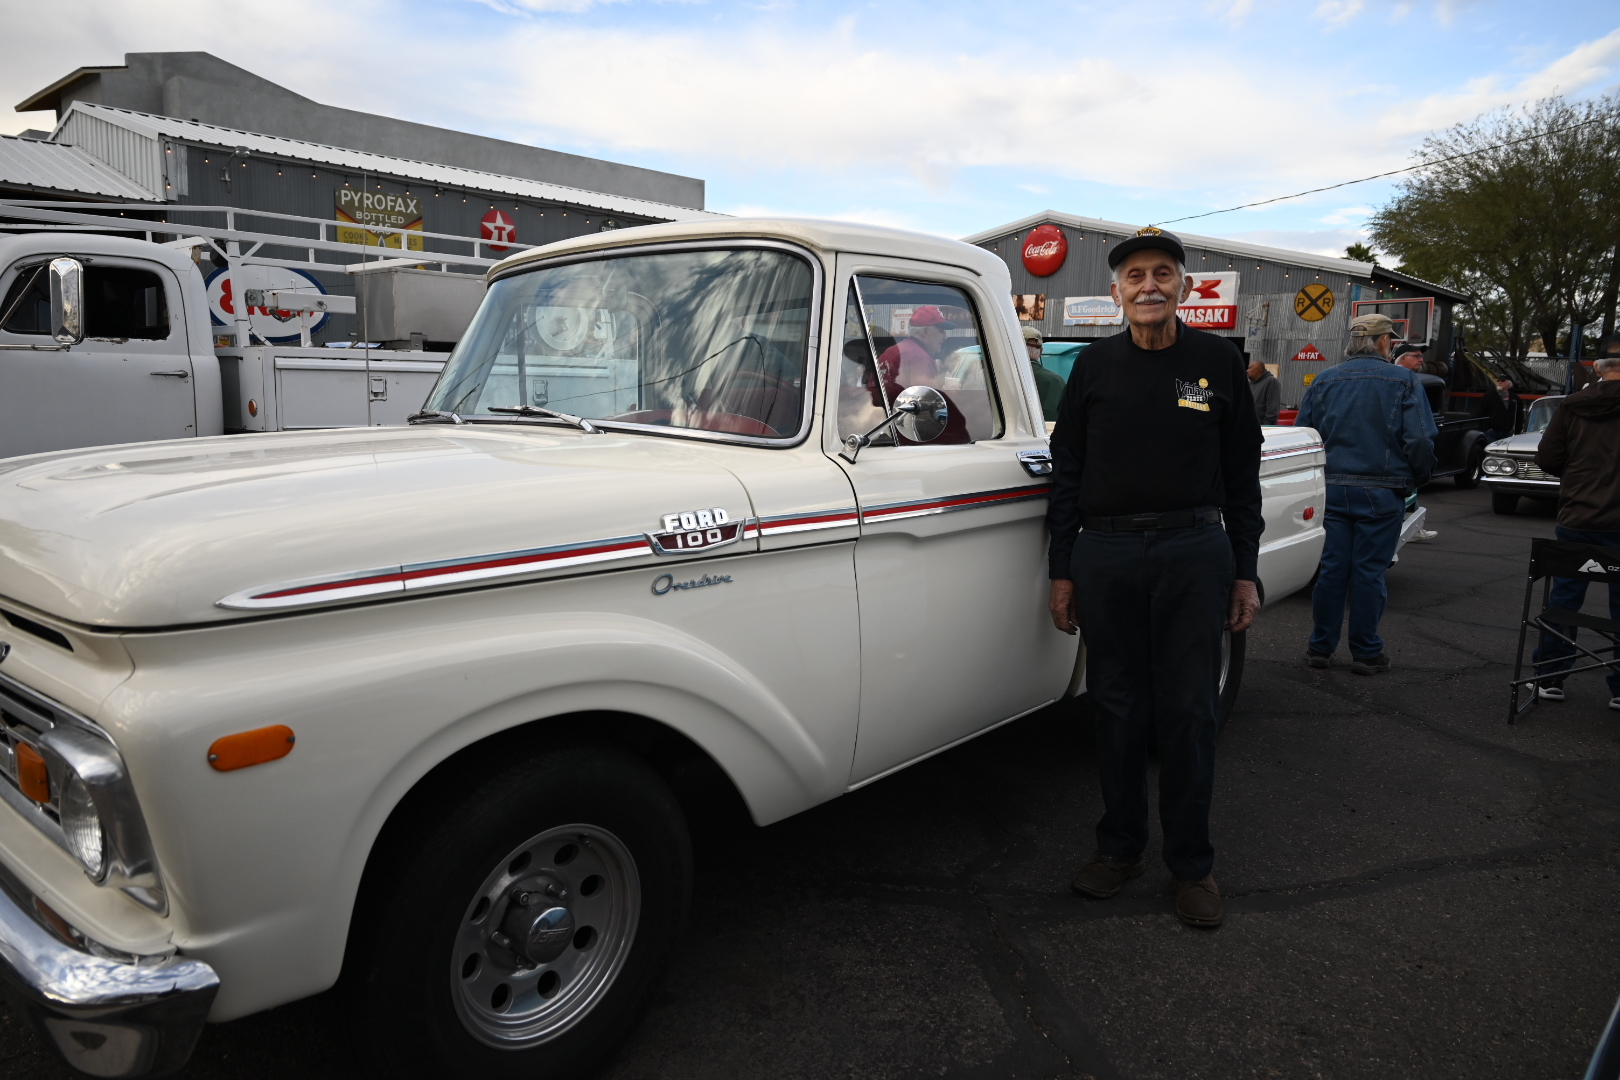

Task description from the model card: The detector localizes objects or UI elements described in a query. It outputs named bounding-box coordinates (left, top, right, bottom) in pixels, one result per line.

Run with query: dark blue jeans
left=1309, top=484, right=1405, bottom=660
left=1533, top=526, right=1620, bottom=697
left=1072, top=518, right=1233, bottom=881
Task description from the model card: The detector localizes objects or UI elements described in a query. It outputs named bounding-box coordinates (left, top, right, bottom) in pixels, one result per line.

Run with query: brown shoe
left=1174, top=876, right=1223, bottom=926
left=1071, top=851, right=1146, bottom=898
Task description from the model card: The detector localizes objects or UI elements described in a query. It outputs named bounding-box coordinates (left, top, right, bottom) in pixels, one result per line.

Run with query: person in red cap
left=878, top=305, right=953, bottom=389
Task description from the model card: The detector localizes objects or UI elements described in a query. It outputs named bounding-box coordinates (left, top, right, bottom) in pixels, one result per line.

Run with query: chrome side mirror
left=891, top=385, right=949, bottom=444
left=49, top=257, right=83, bottom=345
left=840, top=384, right=951, bottom=463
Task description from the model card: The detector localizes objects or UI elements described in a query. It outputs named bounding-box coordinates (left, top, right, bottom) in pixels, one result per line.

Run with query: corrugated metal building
left=965, top=211, right=1467, bottom=410
left=0, top=132, right=158, bottom=201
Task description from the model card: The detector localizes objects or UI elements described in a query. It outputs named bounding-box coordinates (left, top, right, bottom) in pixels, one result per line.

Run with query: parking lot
left=5, top=483, right=1618, bottom=1080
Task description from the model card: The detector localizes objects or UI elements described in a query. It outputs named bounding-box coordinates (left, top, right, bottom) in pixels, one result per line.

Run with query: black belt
left=1082, top=508, right=1221, bottom=532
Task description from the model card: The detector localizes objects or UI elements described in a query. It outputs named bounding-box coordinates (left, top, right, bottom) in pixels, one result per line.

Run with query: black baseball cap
left=1390, top=342, right=1425, bottom=359
left=1107, top=226, right=1188, bottom=270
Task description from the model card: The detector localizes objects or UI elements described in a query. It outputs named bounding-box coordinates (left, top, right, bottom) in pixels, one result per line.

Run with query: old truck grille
left=0, top=680, right=63, bottom=823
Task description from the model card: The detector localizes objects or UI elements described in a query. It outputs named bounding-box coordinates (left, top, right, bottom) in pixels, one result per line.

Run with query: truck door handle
left=1017, top=450, right=1054, bottom=477
left=150, top=370, right=190, bottom=379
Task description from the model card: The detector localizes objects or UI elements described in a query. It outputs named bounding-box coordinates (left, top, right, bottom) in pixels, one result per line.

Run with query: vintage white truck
left=0, top=218, right=1324, bottom=1078
left=0, top=202, right=500, bottom=459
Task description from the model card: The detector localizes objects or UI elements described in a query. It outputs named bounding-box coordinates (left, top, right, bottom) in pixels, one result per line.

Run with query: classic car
left=1483, top=395, right=1564, bottom=514
left=0, top=218, right=1324, bottom=1078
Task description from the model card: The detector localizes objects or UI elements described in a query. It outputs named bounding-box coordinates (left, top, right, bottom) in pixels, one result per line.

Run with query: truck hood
left=0, top=427, right=753, bottom=628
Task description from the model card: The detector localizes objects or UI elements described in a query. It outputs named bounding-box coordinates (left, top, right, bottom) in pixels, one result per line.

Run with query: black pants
left=1072, top=518, right=1233, bottom=881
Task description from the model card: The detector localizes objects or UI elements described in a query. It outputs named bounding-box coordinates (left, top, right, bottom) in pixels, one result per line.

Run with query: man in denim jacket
left=1296, top=314, right=1437, bottom=674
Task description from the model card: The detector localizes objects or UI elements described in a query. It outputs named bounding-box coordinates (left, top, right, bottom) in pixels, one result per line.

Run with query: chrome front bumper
left=0, top=862, right=217, bottom=1077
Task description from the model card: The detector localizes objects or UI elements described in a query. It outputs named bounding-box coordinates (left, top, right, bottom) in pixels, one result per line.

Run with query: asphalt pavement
left=5, top=483, right=1619, bottom=1080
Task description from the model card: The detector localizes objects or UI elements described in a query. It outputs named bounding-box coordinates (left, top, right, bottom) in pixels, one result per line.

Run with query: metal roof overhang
left=0, top=135, right=157, bottom=202
left=56, top=103, right=719, bottom=223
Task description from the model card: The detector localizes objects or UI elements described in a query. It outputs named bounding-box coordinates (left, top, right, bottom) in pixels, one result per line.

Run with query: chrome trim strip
left=479, top=238, right=825, bottom=451
left=218, top=533, right=654, bottom=611
left=1261, top=442, right=1324, bottom=460
left=861, top=484, right=1052, bottom=524
left=755, top=508, right=861, bottom=536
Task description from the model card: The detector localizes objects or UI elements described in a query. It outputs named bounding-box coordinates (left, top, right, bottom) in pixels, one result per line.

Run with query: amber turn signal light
left=16, top=743, right=49, bottom=803
left=207, top=725, right=296, bottom=772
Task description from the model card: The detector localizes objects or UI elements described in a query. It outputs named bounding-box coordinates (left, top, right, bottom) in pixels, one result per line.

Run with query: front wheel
left=357, top=745, right=692, bottom=1080
left=1217, top=628, right=1246, bottom=734
left=1492, top=490, right=1521, bottom=515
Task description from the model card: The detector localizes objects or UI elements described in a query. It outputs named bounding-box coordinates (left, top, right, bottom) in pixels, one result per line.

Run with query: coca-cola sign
left=1021, top=224, right=1068, bottom=277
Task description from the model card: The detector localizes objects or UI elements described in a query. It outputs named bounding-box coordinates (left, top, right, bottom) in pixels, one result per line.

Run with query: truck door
left=828, top=258, right=1077, bottom=785
left=0, top=257, right=197, bottom=458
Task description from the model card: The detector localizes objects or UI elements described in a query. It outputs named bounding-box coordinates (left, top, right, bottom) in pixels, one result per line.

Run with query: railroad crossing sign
left=1294, top=283, right=1335, bottom=322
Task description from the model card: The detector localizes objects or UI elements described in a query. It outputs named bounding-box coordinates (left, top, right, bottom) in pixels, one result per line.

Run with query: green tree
left=1344, top=242, right=1375, bottom=262
left=1368, top=94, right=1620, bottom=361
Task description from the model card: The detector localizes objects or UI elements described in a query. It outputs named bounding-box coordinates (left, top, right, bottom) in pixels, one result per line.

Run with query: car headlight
left=1483, top=456, right=1514, bottom=475
left=59, top=773, right=105, bottom=878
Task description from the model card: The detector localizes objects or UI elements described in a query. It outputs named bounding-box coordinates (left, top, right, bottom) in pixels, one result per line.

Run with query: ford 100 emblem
left=649, top=508, right=741, bottom=555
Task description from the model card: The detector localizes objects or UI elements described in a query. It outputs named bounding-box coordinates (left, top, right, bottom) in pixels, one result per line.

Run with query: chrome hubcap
left=451, top=824, right=639, bottom=1049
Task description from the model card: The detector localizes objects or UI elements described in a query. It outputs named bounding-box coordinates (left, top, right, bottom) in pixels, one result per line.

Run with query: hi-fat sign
left=1177, top=272, right=1240, bottom=329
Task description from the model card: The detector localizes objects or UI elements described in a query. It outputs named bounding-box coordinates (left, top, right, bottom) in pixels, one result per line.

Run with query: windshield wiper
left=484, top=404, right=601, bottom=433
left=406, top=409, right=465, bottom=425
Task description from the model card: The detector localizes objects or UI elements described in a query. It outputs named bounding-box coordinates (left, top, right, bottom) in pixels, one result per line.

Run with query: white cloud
left=1377, top=26, right=1620, bottom=139
left=1318, top=205, right=1374, bottom=225
left=1219, top=227, right=1371, bottom=258
left=1314, top=0, right=1366, bottom=29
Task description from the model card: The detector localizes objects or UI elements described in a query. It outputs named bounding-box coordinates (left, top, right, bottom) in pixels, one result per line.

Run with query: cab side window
left=837, top=275, right=1002, bottom=446
left=85, top=267, right=169, bottom=340
left=0, top=265, right=50, bottom=335
left=0, top=264, right=170, bottom=340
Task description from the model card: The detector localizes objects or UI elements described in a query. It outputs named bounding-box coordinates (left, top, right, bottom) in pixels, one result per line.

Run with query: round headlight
left=60, top=774, right=105, bottom=878
left=1483, top=457, right=1512, bottom=475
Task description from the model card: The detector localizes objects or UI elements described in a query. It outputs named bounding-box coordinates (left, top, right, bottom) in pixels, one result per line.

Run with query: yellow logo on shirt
left=1176, top=377, right=1213, bottom=412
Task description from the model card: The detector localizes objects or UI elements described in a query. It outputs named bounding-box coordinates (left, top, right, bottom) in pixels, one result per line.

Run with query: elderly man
left=1025, top=325, right=1067, bottom=422
left=1532, top=352, right=1620, bottom=710
left=1046, top=226, right=1263, bottom=927
left=1247, top=359, right=1281, bottom=425
left=1296, top=314, right=1436, bottom=674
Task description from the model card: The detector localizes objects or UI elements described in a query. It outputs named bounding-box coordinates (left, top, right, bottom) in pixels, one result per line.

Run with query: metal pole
left=1566, top=322, right=1585, bottom=394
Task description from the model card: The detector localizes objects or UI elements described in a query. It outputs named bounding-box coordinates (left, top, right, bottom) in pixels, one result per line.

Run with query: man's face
left=1247, top=361, right=1265, bottom=382
left=912, top=324, right=946, bottom=356
left=1396, top=353, right=1422, bottom=371
left=1027, top=341, right=1042, bottom=362
left=1110, top=250, right=1188, bottom=332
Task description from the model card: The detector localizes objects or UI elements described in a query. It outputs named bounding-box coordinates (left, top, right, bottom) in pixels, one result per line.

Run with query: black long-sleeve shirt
left=1046, top=321, right=1264, bottom=581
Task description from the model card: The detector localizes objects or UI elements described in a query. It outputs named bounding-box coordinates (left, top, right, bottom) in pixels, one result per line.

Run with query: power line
left=1152, top=114, right=1610, bottom=227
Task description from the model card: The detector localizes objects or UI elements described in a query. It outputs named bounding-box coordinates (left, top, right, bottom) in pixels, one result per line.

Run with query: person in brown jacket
left=1532, top=354, right=1620, bottom=710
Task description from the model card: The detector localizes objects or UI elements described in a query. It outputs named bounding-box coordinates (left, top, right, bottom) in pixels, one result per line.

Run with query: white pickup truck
left=0, top=217, right=1324, bottom=1078
left=0, top=204, right=499, bottom=459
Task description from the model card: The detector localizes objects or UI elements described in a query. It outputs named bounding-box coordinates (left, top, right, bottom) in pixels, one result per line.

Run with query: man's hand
left=1227, top=579, right=1260, bottom=633
left=1049, top=579, right=1078, bottom=635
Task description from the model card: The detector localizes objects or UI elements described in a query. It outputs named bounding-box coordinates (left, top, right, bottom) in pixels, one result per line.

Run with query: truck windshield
left=424, top=247, right=815, bottom=440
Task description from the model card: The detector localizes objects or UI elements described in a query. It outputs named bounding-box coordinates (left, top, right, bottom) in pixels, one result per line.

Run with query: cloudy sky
left=3, top=0, right=1617, bottom=255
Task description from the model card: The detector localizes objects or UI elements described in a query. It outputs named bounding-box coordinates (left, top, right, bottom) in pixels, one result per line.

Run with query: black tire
left=357, top=745, right=692, bottom=1080
left=1216, top=628, right=1246, bottom=734
left=1455, top=445, right=1485, bottom=489
left=1491, top=490, right=1520, bottom=515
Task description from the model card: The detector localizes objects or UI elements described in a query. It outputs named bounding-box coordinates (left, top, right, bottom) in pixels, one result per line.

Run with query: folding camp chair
left=1510, top=537, right=1620, bottom=723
